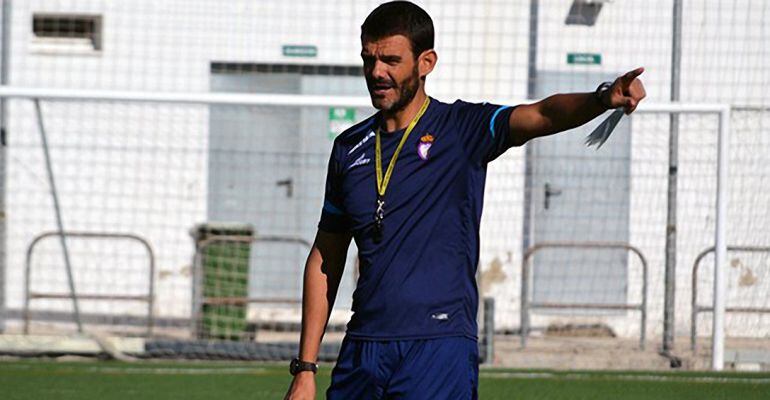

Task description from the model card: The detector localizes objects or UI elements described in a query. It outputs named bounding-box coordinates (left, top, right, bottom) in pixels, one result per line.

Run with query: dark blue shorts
left=327, top=335, right=479, bottom=400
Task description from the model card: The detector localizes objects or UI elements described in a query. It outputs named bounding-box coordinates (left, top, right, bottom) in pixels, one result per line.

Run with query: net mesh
left=0, top=0, right=768, bottom=368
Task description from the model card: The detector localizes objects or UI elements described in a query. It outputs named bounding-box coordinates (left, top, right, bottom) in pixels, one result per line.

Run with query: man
left=285, top=1, right=646, bottom=399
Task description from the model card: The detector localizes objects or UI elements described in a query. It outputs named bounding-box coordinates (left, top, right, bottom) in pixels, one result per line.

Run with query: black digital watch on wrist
left=289, top=358, right=318, bottom=375
left=595, top=81, right=613, bottom=110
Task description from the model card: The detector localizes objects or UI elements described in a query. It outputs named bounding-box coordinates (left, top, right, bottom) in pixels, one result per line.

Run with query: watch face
left=289, top=359, right=299, bottom=375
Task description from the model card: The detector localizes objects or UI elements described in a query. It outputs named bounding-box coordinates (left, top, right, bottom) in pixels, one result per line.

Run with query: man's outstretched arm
left=506, top=67, right=646, bottom=147
left=285, top=229, right=352, bottom=400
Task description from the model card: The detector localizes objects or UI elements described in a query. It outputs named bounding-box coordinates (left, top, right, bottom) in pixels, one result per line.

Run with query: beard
left=367, top=64, right=421, bottom=114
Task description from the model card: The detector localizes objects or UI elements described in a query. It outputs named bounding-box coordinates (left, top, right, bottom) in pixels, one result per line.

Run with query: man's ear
left=418, top=49, right=437, bottom=79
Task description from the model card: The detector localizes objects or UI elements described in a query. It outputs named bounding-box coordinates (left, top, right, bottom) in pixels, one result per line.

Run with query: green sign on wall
left=567, top=53, right=602, bottom=65
left=283, top=45, right=318, bottom=58
left=328, top=108, right=356, bottom=140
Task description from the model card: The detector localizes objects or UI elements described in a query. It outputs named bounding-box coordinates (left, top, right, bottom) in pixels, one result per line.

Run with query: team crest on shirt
left=417, top=133, right=434, bottom=160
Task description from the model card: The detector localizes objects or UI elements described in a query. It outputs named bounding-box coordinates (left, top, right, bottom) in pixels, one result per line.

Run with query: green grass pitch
left=1, top=359, right=769, bottom=399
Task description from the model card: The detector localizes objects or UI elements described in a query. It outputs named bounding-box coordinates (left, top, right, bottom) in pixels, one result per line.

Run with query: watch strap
left=595, top=81, right=613, bottom=110
left=290, top=358, right=318, bottom=375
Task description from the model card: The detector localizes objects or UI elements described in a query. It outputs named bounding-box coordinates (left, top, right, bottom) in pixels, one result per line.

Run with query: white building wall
left=4, top=0, right=768, bottom=340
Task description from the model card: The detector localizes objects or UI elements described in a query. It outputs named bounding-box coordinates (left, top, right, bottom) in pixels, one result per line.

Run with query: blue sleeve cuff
left=323, top=200, right=345, bottom=216
left=318, top=201, right=350, bottom=233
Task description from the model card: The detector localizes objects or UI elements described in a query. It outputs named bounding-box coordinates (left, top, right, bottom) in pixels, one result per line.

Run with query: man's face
left=361, top=35, right=422, bottom=114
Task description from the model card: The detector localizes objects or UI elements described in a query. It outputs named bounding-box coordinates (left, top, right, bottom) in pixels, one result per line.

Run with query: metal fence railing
left=520, top=241, right=649, bottom=350
left=24, top=231, right=156, bottom=336
left=690, top=245, right=770, bottom=351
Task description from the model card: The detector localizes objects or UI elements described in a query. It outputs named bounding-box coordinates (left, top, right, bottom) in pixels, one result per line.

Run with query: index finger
left=620, top=67, right=645, bottom=86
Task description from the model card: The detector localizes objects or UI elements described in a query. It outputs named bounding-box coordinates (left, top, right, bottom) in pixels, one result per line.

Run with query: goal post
left=0, top=86, right=733, bottom=369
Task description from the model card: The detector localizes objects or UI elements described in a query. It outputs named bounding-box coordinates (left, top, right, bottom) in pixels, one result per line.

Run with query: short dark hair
left=361, top=1, right=434, bottom=58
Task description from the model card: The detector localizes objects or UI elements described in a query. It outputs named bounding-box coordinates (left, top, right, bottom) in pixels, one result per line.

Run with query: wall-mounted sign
left=282, top=45, right=318, bottom=58
left=329, top=108, right=356, bottom=140
left=567, top=53, right=602, bottom=65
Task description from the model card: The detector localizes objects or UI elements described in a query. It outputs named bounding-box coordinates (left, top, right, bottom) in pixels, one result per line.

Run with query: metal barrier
left=690, top=245, right=770, bottom=351
left=520, top=241, right=649, bottom=349
left=191, top=235, right=313, bottom=337
left=23, top=231, right=156, bottom=336
left=481, top=297, right=495, bottom=365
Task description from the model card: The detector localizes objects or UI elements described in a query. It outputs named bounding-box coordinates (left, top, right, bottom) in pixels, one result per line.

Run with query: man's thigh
left=385, top=336, right=479, bottom=400
left=326, top=336, right=478, bottom=400
left=326, top=337, right=392, bottom=400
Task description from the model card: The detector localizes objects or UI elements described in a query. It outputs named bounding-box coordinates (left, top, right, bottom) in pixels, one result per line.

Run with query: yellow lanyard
left=375, top=97, right=431, bottom=197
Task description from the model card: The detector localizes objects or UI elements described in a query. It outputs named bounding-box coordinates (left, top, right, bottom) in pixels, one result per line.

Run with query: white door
left=209, top=65, right=370, bottom=306
left=530, top=70, right=631, bottom=309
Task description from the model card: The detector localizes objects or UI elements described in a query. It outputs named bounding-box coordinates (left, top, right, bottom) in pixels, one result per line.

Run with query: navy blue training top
left=319, top=98, right=517, bottom=340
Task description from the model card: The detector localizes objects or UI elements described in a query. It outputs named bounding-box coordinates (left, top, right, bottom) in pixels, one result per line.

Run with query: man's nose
left=371, top=60, right=389, bottom=81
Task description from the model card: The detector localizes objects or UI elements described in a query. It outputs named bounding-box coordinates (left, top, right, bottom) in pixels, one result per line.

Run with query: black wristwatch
left=595, top=81, right=613, bottom=110
left=289, top=358, right=318, bottom=375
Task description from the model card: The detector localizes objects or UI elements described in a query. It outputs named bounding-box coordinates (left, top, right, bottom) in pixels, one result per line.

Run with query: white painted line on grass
left=480, top=371, right=770, bottom=384
left=0, top=364, right=269, bottom=375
